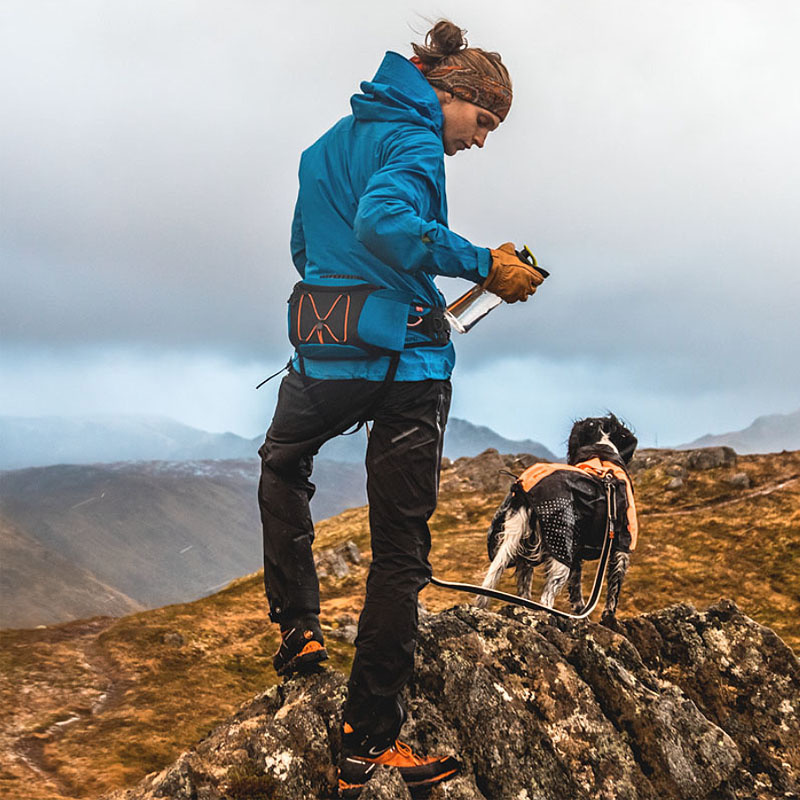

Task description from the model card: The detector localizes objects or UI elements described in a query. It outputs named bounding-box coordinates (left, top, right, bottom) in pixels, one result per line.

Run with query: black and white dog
left=476, top=414, right=638, bottom=621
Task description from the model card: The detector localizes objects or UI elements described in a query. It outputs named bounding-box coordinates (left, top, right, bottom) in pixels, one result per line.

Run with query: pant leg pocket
left=433, top=380, right=452, bottom=496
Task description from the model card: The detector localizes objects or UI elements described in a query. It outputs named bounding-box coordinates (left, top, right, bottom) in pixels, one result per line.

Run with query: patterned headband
left=420, top=60, right=512, bottom=122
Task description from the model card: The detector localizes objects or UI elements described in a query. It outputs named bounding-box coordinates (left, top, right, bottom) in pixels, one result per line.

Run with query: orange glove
left=483, top=242, right=545, bottom=303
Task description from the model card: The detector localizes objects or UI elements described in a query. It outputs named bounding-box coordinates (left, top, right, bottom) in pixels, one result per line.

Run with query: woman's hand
left=483, top=242, right=545, bottom=302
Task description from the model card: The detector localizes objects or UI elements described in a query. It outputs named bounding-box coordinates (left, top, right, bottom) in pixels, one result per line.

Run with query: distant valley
left=0, top=458, right=365, bottom=628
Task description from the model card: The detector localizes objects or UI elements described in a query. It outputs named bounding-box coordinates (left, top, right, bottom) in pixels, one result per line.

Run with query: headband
left=413, top=57, right=512, bottom=122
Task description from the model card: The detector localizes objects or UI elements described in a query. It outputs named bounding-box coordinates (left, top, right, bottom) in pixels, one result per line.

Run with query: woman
left=257, top=20, right=544, bottom=796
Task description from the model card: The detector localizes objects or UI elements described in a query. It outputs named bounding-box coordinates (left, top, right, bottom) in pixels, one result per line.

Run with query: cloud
left=0, top=344, right=279, bottom=438
left=1, top=1, right=798, bottom=443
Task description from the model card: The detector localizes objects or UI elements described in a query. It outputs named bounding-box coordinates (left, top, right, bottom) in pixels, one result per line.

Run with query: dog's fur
left=476, top=414, right=638, bottom=621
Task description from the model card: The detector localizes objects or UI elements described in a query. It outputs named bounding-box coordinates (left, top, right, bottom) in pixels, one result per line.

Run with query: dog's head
left=567, top=413, right=638, bottom=465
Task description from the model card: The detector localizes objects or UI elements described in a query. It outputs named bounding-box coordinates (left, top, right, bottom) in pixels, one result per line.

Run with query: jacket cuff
left=476, top=247, right=492, bottom=280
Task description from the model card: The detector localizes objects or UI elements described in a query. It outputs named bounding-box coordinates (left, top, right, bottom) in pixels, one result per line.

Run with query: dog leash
left=428, top=475, right=616, bottom=621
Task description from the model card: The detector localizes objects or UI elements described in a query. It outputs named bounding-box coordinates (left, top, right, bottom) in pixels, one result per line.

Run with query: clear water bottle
left=445, top=245, right=548, bottom=334
left=444, top=284, right=503, bottom=334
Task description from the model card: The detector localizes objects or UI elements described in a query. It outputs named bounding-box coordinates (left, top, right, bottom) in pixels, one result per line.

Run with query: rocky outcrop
left=314, top=540, right=362, bottom=580
left=443, top=446, right=744, bottom=495
left=104, top=601, right=798, bottom=800
left=631, top=447, right=738, bottom=474
left=623, top=600, right=799, bottom=799
left=440, top=448, right=543, bottom=493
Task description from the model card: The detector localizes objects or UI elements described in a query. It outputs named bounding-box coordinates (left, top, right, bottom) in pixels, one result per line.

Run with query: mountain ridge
left=0, top=413, right=556, bottom=469
left=677, top=407, right=800, bottom=454
left=3, top=445, right=800, bottom=631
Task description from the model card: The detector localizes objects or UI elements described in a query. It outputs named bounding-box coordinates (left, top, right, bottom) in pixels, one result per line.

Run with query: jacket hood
left=350, top=51, right=443, bottom=134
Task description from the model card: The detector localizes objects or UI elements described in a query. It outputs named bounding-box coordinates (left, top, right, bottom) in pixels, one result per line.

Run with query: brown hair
left=411, top=19, right=512, bottom=102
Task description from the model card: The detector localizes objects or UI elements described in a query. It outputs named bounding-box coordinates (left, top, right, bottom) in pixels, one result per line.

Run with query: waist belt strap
left=406, top=306, right=450, bottom=348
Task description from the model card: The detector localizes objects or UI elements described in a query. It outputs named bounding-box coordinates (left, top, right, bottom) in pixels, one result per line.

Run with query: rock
left=629, top=448, right=738, bottom=475
left=338, top=540, right=362, bottom=565
left=623, top=599, right=800, bottom=799
left=665, top=464, right=689, bottom=479
left=449, top=448, right=510, bottom=493
left=686, top=447, right=737, bottom=471
left=315, top=549, right=350, bottom=580
left=629, top=448, right=690, bottom=474
left=412, top=606, right=738, bottom=800
left=328, top=625, right=358, bottom=644
left=105, top=672, right=346, bottom=800
left=103, top=601, right=799, bottom=800
left=161, top=631, right=185, bottom=647
left=630, top=450, right=666, bottom=472
left=725, top=472, right=751, bottom=490
left=666, top=477, right=684, bottom=490
left=356, top=765, right=412, bottom=799
left=315, top=540, right=363, bottom=580
left=330, top=613, right=358, bottom=644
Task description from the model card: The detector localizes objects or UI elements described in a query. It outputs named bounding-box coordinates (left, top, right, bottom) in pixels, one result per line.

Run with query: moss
left=224, top=762, right=278, bottom=800
left=325, top=639, right=355, bottom=674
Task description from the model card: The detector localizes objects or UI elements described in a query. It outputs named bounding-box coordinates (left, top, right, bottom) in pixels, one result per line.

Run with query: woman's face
left=437, top=92, right=501, bottom=156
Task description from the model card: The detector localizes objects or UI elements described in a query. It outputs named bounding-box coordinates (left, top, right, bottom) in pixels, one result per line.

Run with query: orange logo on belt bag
left=297, top=291, right=351, bottom=344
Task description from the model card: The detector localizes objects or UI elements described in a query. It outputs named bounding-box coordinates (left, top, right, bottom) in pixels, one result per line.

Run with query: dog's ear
left=568, top=417, right=602, bottom=464
left=567, top=419, right=587, bottom=464
left=605, top=413, right=638, bottom=463
left=567, top=426, right=580, bottom=465
left=617, top=432, right=638, bottom=463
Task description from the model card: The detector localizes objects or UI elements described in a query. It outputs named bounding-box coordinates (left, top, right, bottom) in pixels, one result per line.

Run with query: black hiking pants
left=258, top=367, right=451, bottom=748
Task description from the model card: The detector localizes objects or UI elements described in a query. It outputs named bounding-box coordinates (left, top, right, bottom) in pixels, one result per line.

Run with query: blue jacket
left=290, top=51, right=492, bottom=381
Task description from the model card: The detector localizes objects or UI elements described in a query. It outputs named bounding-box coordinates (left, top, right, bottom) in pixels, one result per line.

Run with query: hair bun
left=412, top=19, right=468, bottom=65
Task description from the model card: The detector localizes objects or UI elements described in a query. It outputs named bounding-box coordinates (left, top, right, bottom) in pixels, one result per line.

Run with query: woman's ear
left=434, top=88, right=455, bottom=106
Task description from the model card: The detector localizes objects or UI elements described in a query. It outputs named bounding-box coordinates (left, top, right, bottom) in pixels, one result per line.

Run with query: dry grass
left=1, top=450, right=798, bottom=799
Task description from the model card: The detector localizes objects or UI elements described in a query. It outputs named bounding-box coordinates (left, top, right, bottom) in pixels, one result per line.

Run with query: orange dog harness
left=518, top=458, right=638, bottom=550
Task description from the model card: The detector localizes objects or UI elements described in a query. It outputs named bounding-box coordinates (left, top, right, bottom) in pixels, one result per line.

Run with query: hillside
left=0, top=447, right=798, bottom=799
left=0, top=458, right=366, bottom=628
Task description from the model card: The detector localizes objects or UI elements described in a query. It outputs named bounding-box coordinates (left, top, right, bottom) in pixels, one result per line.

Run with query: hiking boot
left=338, top=728, right=460, bottom=797
left=272, top=615, right=328, bottom=677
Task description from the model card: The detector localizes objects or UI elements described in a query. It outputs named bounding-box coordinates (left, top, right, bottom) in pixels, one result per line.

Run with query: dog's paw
left=600, top=609, right=620, bottom=631
left=473, top=594, right=490, bottom=610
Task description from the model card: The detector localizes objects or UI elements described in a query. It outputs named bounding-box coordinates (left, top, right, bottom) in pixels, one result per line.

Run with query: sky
left=2, top=0, right=799, bottom=455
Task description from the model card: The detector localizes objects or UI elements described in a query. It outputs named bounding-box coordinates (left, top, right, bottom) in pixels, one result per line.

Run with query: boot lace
left=393, top=740, right=425, bottom=765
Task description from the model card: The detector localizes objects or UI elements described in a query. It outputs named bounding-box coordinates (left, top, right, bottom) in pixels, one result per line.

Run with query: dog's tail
left=481, top=496, right=531, bottom=596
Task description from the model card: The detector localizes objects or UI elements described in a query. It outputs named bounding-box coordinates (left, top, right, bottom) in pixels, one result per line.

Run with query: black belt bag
left=287, top=280, right=450, bottom=361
